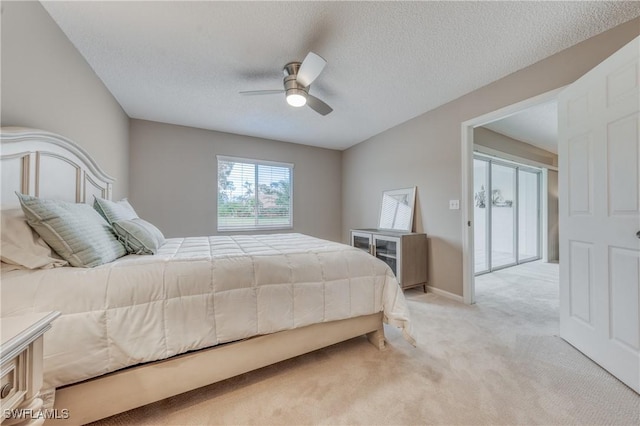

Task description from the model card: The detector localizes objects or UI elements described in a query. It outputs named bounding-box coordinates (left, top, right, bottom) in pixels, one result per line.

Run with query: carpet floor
left=92, top=261, right=639, bottom=425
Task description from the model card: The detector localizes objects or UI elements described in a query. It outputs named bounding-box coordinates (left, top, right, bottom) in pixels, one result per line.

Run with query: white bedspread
left=0, top=233, right=414, bottom=389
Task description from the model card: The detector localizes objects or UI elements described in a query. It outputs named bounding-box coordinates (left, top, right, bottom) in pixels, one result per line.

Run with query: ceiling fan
left=240, top=52, right=333, bottom=116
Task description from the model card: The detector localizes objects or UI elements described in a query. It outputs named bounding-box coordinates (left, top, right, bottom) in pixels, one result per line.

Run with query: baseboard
left=426, top=286, right=464, bottom=303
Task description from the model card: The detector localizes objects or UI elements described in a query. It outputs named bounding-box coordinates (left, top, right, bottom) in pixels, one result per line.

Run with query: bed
left=0, top=127, right=415, bottom=425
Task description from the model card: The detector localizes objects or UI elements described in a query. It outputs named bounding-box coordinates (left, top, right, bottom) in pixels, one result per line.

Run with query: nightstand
left=1, top=312, right=60, bottom=425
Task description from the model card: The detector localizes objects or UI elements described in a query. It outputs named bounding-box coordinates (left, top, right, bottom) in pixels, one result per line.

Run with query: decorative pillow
left=93, top=197, right=138, bottom=225
left=112, top=218, right=166, bottom=255
left=16, top=193, right=127, bottom=268
left=0, top=209, right=68, bottom=269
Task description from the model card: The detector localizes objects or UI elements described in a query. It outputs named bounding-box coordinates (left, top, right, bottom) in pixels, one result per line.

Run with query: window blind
left=217, top=156, right=293, bottom=231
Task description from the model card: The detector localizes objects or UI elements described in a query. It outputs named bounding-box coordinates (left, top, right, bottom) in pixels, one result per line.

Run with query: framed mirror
left=378, top=187, right=416, bottom=232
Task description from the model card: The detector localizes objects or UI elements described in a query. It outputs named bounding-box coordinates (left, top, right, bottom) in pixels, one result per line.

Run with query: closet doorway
left=474, top=154, right=541, bottom=275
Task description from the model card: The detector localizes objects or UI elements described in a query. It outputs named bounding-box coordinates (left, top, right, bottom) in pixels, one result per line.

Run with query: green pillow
left=16, top=193, right=127, bottom=268
left=113, top=218, right=165, bottom=255
left=93, top=197, right=138, bottom=225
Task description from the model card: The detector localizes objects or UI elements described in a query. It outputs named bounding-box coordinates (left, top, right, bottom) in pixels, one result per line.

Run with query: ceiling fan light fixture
left=240, top=53, right=332, bottom=115
left=286, top=90, right=307, bottom=107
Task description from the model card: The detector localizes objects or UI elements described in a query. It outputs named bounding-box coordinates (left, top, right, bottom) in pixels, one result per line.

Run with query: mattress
left=0, top=233, right=414, bottom=389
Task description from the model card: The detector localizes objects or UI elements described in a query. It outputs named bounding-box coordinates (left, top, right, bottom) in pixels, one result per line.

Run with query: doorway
left=461, top=35, right=640, bottom=394
left=474, top=155, right=542, bottom=275
left=461, top=88, right=563, bottom=305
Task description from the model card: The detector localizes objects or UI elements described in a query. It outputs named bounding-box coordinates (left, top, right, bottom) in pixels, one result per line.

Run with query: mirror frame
left=378, top=186, right=416, bottom=232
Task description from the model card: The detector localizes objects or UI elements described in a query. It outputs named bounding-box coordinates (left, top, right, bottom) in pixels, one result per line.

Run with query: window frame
left=216, top=155, right=294, bottom=232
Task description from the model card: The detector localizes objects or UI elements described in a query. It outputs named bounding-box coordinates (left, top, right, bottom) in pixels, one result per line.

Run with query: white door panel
left=559, top=36, right=640, bottom=393
left=568, top=241, right=594, bottom=325
left=609, top=247, right=639, bottom=349
left=567, top=134, right=593, bottom=215
left=608, top=114, right=639, bottom=215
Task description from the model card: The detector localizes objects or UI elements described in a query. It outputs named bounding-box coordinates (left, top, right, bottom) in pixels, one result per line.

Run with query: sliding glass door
left=474, top=159, right=490, bottom=274
left=491, top=163, right=517, bottom=269
left=518, top=169, right=540, bottom=262
left=473, top=155, right=541, bottom=275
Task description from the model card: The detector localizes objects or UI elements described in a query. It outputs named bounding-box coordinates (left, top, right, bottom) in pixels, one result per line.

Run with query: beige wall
left=0, top=1, right=339, bottom=242
left=342, top=18, right=640, bottom=297
left=129, top=119, right=342, bottom=241
left=1, top=1, right=129, bottom=199
left=474, top=127, right=558, bottom=167
left=1, top=1, right=634, bottom=281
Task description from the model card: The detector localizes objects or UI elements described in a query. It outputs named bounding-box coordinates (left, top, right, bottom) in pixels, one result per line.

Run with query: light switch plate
left=449, top=200, right=460, bottom=210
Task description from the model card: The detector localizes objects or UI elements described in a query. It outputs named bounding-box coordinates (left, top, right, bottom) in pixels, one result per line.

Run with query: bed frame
left=0, top=127, right=386, bottom=425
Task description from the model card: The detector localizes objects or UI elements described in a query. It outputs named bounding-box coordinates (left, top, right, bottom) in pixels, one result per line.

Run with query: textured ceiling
left=484, top=101, right=558, bottom=154
left=41, top=1, right=640, bottom=150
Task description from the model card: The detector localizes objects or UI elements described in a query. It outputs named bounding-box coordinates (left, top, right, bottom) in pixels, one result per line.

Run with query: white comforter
left=0, top=233, right=414, bottom=389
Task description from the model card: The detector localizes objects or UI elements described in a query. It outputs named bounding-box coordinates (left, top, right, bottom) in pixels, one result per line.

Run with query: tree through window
left=217, top=156, right=293, bottom=231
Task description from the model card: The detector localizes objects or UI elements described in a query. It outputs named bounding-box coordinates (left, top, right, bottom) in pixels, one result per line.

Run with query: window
left=217, top=156, right=293, bottom=231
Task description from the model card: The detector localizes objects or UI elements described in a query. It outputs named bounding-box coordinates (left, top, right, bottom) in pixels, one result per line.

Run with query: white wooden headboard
left=0, top=127, right=114, bottom=209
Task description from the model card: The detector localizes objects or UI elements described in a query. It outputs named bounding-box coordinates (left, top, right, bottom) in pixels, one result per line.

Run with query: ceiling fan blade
left=296, top=52, right=327, bottom=87
left=239, top=90, right=284, bottom=95
left=306, top=94, right=333, bottom=116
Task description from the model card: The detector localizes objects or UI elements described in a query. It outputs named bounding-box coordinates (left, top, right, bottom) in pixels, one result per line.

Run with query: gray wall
left=342, top=17, right=640, bottom=297
left=129, top=119, right=342, bottom=241
left=0, top=1, right=129, bottom=199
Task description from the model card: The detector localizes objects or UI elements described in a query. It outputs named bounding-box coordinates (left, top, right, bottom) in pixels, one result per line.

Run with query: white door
left=559, top=36, right=640, bottom=393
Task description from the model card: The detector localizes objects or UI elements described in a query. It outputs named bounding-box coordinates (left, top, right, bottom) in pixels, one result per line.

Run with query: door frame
left=460, top=87, right=564, bottom=304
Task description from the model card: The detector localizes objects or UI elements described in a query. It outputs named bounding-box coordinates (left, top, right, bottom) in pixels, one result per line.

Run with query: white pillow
left=0, top=209, right=68, bottom=269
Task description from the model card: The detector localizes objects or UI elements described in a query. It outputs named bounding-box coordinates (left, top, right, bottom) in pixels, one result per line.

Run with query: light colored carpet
left=91, top=261, right=639, bottom=425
